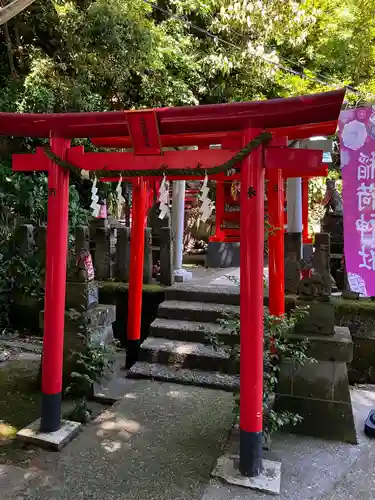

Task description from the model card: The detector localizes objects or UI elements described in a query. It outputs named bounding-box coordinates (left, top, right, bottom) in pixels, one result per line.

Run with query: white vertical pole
left=286, top=140, right=303, bottom=259
left=286, top=177, right=303, bottom=234
left=172, top=180, right=192, bottom=282
left=172, top=180, right=186, bottom=270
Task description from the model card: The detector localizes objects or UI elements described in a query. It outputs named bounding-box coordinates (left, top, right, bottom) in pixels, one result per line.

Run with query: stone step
left=158, top=300, right=240, bottom=323
left=139, top=337, right=238, bottom=374
left=150, top=318, right=234, bottom=344
left=127, top=361, right=239, bottom=392
left=165, top=285, right=240, bottom=305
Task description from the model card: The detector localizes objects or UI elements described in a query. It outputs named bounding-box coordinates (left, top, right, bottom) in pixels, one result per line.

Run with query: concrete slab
left=186, top=265, right=270, bottom=289
left=8, top=382, right=375, bottom=500
left=14, top=380, right=234, bottom=500
left=0, top=464, right=40, bottom=500
left=16, top=419, right=82, bottom=451
left=212, top=454, right=281, bottom=495
left=201, top=386, right=375, bottom=500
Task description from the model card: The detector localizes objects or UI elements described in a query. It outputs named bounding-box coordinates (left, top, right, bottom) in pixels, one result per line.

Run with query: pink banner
left=339, top=107, right=375, bottom=296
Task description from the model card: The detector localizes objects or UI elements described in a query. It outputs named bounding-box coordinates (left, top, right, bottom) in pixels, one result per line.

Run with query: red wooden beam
left=266, top=147, right=322, bottom=172
left=13, top=147, right=48, bottom=171
left=91, top=131, right=241, bottom=149
left=281, top=163, right=328, bottom=179
left=66, top=147, right=237, bottom=172
left=0, top=89, right=345, bottom=138
left=91, top=120, right=338, bottom=150
left=12, top=145, right=327, bottom=182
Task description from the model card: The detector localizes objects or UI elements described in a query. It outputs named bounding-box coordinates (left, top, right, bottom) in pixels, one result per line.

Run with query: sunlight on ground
left=99, top=417, right=141, bottom=433
left=0, top=423, right=17, bottom=439
left=167, top=389, right=190, bottom=400
left=96, top=413, right=142, bottom=453
left=123, top=392, right=138, bottom=400
left=351, top=386, right=375, bottom=407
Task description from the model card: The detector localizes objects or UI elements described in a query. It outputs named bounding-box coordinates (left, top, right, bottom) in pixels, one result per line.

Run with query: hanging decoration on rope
left=158, top=174, right=170, bottom=219
left=90, top=177, right=100, bottom=217
left=81, top=169, right=90, bottom=180
left=115, top=176, right=126, bottom=219
left=230, top=180, right=241, bottom=201
left=198, top=173, right=215, bottom=224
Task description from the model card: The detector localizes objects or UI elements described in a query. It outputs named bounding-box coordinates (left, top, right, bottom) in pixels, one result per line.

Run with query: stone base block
left=64, top=304, right=116, bottom=331
left=275, top=327, right=356, bottom=444
left=288, top=326, right=353, bottom=363
left=207, top=242, right=240, bottom=268
left=273, top=395, right=357, bottom=444
left=40, top=304, right=117, bottom=331
left=66, top=280, right=99, bottom=311
left=16, top=419, right=82, bottom=451
left=40, top=304, right=117, bottom=389
left=211, top=453, right=281, bottom=495
left=295, top=300, right=335, bottom=335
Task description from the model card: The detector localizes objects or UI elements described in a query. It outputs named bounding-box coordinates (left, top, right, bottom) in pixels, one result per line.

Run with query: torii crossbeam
left=3, top=88, right=345, bottom=479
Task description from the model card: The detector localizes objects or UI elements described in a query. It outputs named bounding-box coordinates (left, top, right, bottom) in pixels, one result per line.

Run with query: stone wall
left=9, top=220, right=172, bottom=331
left=10, top=220, right=172, bottom=287
left=270, top=294, right=375, bottom=385
left=334, top=298, right=375, bottom=384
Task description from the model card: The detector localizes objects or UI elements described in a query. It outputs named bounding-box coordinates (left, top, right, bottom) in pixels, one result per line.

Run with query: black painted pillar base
left=40, top=392, right=62, bottom=433
left=239, top=429, right=263, bottom=477
left=126, top=339, right=141, bottom=369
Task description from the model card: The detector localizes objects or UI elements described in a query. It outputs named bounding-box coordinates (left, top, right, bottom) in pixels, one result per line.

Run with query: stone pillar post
left=284, top=232, right=302, bottom=294
left=13, top=224, right=35, bottom=254
left=143, top=228, right=153, bottom=284
left=159, top=226, right=173, bottom=286
left=35, top=225, right=47, bottom=268
left=90, top=218, right=116, bottom=280
left=172, top=181, right=192, bottom=282
left=116, top=226, right=131, bottom=282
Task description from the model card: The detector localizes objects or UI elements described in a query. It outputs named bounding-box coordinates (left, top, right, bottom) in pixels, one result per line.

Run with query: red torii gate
left=94, top=135, right=327, bottom=328
left=4, top=88, right=344, bottom=478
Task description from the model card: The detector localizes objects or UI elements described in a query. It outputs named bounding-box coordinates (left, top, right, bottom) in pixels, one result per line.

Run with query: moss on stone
left=333, top=298, right=375, bottom=316
left=98, top=281, right=164, bottom=294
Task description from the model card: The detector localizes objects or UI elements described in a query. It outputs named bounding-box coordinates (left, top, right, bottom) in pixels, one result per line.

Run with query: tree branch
left=0, top=0, right=35, bottom=26
left=0, top=0, right=17, bottom=78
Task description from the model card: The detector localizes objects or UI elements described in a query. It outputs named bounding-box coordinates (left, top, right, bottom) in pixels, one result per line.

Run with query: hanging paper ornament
left=98, top=200, right=108, bottom=219
left=116, top=176, right=126, bottom=218
left=81, top=169, right=90, bottom=180
left=158, top=174, right=170, bottom=219
left=90, top=177, right=100, bottom=218
left=198, top=173, right=215, bottom=224
left=230, top=180, right=241, bottom=201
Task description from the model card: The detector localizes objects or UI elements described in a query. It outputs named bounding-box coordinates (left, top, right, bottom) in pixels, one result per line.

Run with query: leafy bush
left=207, top=306, right=312, bottom=446
left=65, top=333, right=117, bottom=423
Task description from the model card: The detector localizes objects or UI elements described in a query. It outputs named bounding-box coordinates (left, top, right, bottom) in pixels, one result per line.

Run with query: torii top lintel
left=1, top=89, right=345, bottom=140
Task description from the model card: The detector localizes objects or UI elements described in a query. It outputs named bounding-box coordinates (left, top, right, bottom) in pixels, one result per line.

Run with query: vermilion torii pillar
left=267, top=163, right=328, bottom=317
left=126, top=177, right=147, bottom=366
left=41, top=137, right=70, bottom=431
left=7, top=89, right=344, bottom=479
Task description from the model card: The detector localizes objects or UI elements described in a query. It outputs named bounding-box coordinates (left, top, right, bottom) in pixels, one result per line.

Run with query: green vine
left=207, top=303, right=312, bottom=446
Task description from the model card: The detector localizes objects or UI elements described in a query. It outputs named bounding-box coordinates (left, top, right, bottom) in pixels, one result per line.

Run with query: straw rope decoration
left=42, top=132, right=272, bottom=180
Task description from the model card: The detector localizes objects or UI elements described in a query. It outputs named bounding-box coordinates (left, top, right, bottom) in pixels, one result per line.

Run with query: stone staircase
left=127, top=284, right=240, bottom=391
